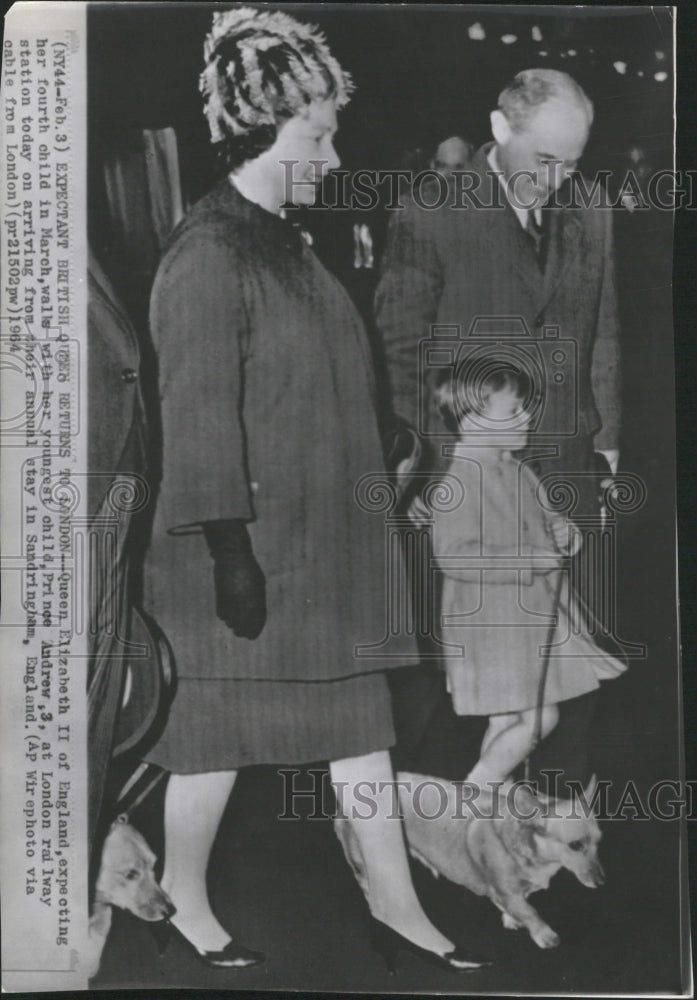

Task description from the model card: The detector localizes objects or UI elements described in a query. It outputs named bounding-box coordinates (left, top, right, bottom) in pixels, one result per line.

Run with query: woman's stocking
left=160, top=769, right=238, bottom=951
left=330, top=749, right=454, bottom=955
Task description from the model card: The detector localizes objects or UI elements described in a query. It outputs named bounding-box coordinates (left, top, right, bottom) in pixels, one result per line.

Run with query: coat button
left=121, top=368, right=138, bottom=383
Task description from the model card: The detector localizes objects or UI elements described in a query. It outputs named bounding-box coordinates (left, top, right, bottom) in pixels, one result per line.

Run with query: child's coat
left=432, top=443, right=625, bottom=716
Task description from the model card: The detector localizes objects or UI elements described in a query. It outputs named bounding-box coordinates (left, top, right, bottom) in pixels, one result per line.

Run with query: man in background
left=431, top=135, right=473, bottom=174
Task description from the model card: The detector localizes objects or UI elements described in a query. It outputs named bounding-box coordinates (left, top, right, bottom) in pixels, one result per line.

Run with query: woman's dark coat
left=143, top=181, right=418, bottom=682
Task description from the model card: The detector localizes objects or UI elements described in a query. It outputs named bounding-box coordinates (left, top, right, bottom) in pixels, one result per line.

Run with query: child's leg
left=467, top=705, right=560, bottom=788
left=480, top=712, right=519, bottom=756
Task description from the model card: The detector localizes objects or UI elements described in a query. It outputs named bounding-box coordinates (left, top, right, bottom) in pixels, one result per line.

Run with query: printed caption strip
left=1, top=2, right=88, bottom=991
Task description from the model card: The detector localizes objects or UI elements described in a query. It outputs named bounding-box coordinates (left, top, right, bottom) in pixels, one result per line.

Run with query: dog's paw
left=532, top=925, right=561, bottom=949
left=501, top=912, right=522, bottom=931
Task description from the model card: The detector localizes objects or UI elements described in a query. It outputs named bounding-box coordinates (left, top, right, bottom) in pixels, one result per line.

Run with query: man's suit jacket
left=375, top=143, right=621, bottom=461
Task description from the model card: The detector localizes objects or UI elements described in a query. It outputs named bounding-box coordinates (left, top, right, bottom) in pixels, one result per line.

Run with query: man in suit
left=376, top=69, right=621, bottom=788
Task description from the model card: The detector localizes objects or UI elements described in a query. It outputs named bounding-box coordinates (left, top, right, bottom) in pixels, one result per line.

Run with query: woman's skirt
left=144, top=670, right=396, bottom=772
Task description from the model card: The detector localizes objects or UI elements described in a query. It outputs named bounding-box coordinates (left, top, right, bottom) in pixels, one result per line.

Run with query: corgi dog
left=84, top=815, right=174, bottom=978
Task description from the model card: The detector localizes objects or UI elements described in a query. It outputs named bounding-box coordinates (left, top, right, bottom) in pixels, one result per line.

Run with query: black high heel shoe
left=150, top=919, right=265, bottom=969
left=369, top=917, right=492, bottom=975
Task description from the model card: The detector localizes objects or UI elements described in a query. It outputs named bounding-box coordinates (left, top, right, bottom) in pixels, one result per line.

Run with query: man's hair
left=435, top=360, right=538, bottom=434
left=497, top=69, right=594, bottom=133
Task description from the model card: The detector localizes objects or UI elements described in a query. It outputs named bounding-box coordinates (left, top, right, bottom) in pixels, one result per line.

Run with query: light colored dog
left=398, top=772, right=604, bottom=949
left=334, top=773, right=604, bottom=951
left=84, top=815, right=174, bottom=978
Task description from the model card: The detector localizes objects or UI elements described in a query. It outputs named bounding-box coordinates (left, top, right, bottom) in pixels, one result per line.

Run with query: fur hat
left=200, top=7, right=354, bottom=144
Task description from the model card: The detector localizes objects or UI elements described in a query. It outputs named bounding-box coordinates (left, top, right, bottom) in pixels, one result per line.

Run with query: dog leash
left=116, top=763, right=167, bottom=822
left=522, top=545, right=631, bottom=785
left=524, top=564, right=565, bottom=785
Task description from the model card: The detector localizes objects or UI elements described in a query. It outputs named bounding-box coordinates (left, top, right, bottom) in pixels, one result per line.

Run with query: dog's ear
left=141, top=841, right=158, bottom=867
left=584, top=773, right=598, bottom=808
left=508, top=784, right=545, bottom=825
left=499, top=785, right=545, bottom=855
left=499, top=808, right=543, bottom=858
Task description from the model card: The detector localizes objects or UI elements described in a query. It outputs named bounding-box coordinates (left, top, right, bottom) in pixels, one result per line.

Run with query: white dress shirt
left=487, top=145, right=542, bottom=230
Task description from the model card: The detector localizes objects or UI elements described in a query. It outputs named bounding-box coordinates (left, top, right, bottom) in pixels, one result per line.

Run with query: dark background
left=87, top=4, right=674, bottom=288
left=87, top=4, right=674, bottom=179
left=82, top=4, right=692, bottom=994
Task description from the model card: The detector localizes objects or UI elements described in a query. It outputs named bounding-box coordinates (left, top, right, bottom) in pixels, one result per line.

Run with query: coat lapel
left=538, top=200, right=584, bottom=312
left=470, top=148, right=544, bottom=300
left=499, top=205, right=546, bottom=300
left=471, top=148, right=585, bottom=316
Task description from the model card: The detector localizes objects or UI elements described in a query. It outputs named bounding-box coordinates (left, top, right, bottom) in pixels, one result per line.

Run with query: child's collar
left=452, top=439, right=516, bottom=463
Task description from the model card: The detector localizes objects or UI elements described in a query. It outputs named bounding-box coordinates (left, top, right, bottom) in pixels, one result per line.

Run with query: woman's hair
left=200, top=7, right=353, bottom=171
left=435, top=360, right=538, bottom=433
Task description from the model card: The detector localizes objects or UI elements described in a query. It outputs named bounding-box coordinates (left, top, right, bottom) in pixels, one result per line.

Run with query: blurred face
left=432, top=137, right=471, bottom=173
left=494, top=97, right=590, bottom=209
left=461, top=385, right=532, bottom=451
left=264, top=98, right=340, bottom=207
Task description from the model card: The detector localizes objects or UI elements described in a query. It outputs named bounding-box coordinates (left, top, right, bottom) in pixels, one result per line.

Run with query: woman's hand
left=213, top=551, right=267, bottom=638
left=202, top=520, right=267, bottom=639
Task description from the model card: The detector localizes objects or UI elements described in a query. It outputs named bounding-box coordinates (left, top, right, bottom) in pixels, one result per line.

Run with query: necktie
left=525, top=209, right=546, bottom=266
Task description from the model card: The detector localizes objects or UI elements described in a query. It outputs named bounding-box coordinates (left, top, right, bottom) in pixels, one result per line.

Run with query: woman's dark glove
left=202, top=519, right=266, bottom=639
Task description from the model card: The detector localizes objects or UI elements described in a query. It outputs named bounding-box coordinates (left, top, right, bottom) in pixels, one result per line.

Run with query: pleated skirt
left=144, top=670, right=396, bottom=772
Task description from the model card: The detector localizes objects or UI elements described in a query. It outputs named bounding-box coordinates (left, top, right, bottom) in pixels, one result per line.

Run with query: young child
left=423, top=362, right=626, bottom=790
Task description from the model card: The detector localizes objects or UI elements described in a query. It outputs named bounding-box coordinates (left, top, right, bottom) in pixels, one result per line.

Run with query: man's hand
left=383, top=414, right=422, bottom=473
left=597, top=448, right=619, bottom=477
left=202, top=520, right=267, bottom=639
left=594, top=450, right=619, bottom=525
